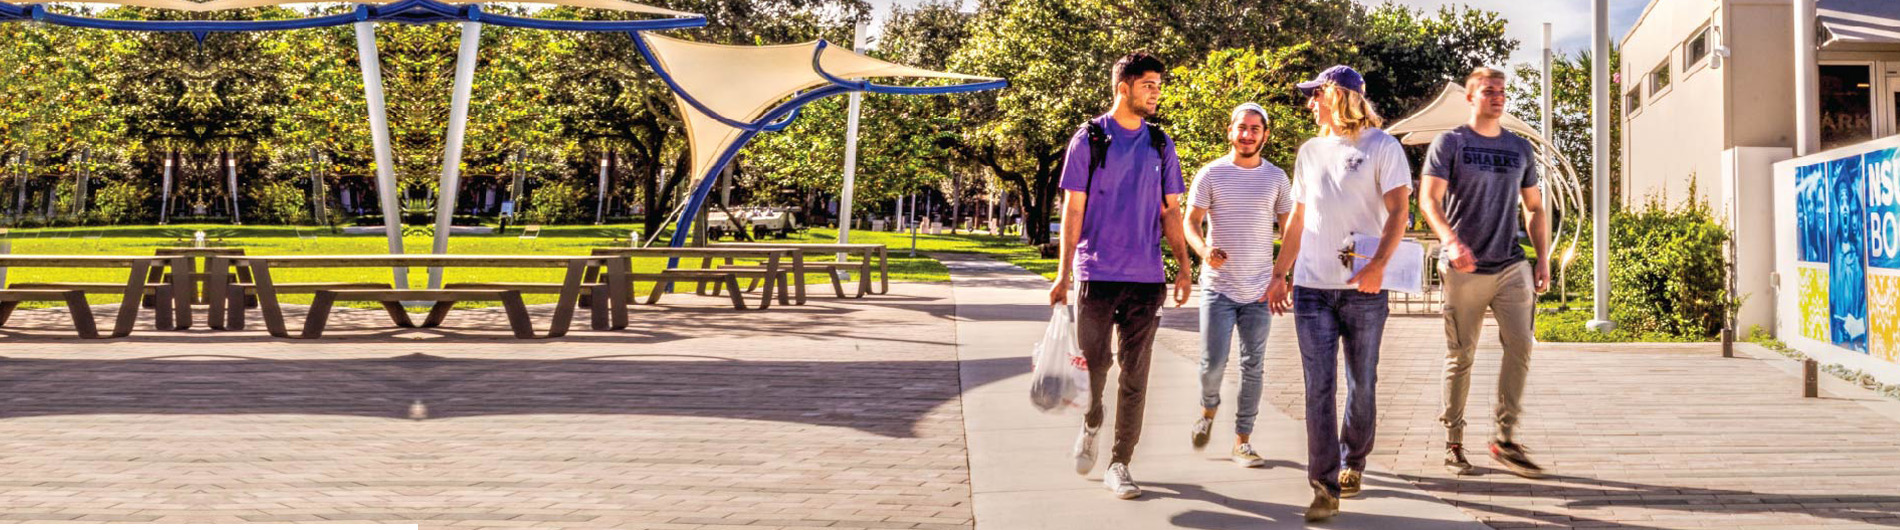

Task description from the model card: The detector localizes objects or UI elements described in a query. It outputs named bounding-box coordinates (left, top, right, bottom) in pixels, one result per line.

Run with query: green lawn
left=0, top=225, right=1056, bottom=306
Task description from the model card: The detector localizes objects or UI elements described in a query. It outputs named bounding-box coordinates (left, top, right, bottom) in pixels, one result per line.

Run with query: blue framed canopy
left=1, top=0, right=1006, bottom=268
left=5, top=0, right=706, bottom=39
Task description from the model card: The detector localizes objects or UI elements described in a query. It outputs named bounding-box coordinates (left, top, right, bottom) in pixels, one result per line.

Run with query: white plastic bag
left=1029, top=304, right=1090, bottom=413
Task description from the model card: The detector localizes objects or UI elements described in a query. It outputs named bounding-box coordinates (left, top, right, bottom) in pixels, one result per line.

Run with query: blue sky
left=862, top=0, right=1651, bottom=69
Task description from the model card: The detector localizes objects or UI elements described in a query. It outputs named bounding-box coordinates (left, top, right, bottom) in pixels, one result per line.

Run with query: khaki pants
left=1439, top=260, right=1535, bottom=445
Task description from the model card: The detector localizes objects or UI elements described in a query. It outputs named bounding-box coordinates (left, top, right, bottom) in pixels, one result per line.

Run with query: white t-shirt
left=1290, top=128, right=1414, bottom=290
left=1188, top=155, right=1294, bottom=303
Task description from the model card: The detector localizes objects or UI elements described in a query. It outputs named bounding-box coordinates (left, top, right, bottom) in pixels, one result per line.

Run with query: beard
left=1133, top=99, right=1159, bottom=117
left=1234, top=144, right=1262, bottom=158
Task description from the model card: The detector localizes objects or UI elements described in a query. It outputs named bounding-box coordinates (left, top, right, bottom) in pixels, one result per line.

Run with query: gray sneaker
left=1445, top=443, right=1475, bottom=476
left=1190, top=416, right=1213, bottom=449
left=1104, top=462, right=1141, bottom=499
left=1231, top=443, right=1266, bottom=467
left=1305, top=481, right=1339, bottom=522
left=1072, top=425, right=1098, bottom=475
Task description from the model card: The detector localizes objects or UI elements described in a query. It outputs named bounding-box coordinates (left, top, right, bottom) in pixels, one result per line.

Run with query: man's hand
left=1347, top=262, right=1385, bottom=294
left=1173, top=272, right=1191, bottom=307
left=1534, top=258, right=1551, bottom=294
left=1049, top=279, right=1069, bottom=305
left=1205, top=248, right=1228, bottom=269
left=1264, top=276, right=1291, bottom=315
left=1445, top=238, right=1477, bottom=273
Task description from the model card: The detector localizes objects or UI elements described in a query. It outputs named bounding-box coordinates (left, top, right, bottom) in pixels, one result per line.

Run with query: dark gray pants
left=1078, top=281, right=1166, bottom=466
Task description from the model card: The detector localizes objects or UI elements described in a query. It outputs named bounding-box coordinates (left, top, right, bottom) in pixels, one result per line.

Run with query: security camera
left=1712, top=45, right=1732, bottom=69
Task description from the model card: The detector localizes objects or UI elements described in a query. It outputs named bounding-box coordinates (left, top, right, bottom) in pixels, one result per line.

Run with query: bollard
left=1804, top=359, right=1819, bottom=398
left=1722, top=326, right=1734, bottom=358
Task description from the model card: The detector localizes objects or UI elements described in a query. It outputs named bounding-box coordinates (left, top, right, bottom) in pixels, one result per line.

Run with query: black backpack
left=1078, top=119, right=1172, bottom=196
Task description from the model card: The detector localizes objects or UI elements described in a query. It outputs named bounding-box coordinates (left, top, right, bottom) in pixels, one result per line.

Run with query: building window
left=1820, top=64, right=1874, bottom=150
left=1626, top=89, right=1642, bottom=115
left=1649, top=61, right=1671, bottom=96
left=1684, top=26, right=1712, bottom=67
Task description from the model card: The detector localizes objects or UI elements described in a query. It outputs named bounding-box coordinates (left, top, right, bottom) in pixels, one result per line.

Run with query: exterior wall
left=1727, top=0, right=1797, bottom=151
left=1619, top=0, right=1726, bottom=209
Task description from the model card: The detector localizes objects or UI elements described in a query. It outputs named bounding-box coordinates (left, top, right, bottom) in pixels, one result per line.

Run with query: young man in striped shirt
left=1184, top=102, right=1294, bottom=467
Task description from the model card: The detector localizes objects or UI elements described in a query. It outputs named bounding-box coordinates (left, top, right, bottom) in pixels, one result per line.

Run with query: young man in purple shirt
left=1048, top=52, right=1193, bottom=500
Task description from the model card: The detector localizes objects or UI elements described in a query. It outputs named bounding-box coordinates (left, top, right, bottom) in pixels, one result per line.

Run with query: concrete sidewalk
left=944, top=254, right=1486, bottom=529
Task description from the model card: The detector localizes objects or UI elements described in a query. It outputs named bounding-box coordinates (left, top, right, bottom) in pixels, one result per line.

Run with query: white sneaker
left=1231, top=443, right=1267, bottom=468
left=1104, top=462, right=1141, bottom=499
left=1072, top=425, right=1099, bottom=475
left=1190, top=416, right=1213, bottom=449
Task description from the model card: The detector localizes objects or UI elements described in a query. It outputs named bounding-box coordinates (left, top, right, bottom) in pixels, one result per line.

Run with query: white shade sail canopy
left=1386, top=82, right=1548, bottom=147
left=638, top=32, right=999, bottom=196
left=1820, top=0, right=1900, bottom=46
left=28, top=0, right=690, bottom=15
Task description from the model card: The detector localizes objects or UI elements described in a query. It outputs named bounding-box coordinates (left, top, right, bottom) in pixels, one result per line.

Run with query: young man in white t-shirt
left=1184, top=102, right=1294, bottom=468
left=1267, top=65, right=1414, bottom=522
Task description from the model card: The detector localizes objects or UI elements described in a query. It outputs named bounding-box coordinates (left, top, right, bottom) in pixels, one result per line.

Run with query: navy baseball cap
left=1297, top=65, right=1365, bottom=97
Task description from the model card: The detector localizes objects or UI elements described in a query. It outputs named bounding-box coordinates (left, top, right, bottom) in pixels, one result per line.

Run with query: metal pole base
left=1586, top=319, right=1617, bottom=333
left=1803, top=359, right=1819, bottom=398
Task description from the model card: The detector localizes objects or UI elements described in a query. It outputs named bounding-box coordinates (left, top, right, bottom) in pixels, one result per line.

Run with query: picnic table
left=152, top=247, right=247, bottom=306
left=711, top=242, right=888, bottom=297
left=205, top=254, right=628, bottom=339
left=0, top=255, right=191, bottom=338
left=590, top=247, right=795, bottom=309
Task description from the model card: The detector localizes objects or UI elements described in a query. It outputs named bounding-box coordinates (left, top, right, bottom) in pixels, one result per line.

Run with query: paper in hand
left=1345, top=234, right=1425, bottom=294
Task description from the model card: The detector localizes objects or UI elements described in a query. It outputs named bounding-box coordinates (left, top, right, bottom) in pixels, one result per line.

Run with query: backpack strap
left=1145, top=123, right=1170, bottom=198
left=1084, top=121, right=1109, bottom=197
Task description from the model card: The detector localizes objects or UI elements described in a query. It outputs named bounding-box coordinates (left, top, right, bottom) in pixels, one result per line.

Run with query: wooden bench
left=712, top=263, right=847, bottom=298
left=303, top=288, right=534, bottom=339
left=0, top=289, right=101, bottom=338
left=444, top=281, right=612, bottom=330
left=629, top=270, right=747, bottom=309
left=209, top=255, right=619, bottom=339
left=0, top=255, right=191, bottom=336
left=591, top=247, right=790, bottom=309
left=219, top=282, right=392, bottom=330
left=6, top=282, right=177, bottom=330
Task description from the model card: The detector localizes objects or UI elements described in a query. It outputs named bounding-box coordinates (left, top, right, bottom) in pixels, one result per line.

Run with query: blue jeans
left=1199, top=291, right=1271, bottom=435
left=1294, top=286, right=1389, bottom=496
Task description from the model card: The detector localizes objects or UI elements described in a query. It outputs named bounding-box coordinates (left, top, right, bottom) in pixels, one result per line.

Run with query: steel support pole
left=356, top=20, right=409, bottom=288
left=429, top=21, right=483, bottom=289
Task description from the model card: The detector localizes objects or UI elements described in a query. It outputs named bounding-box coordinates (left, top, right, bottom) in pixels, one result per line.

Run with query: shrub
left=526, top=181, right=586, bottom=224
left=1606, top=200, right=1730, bottom=339
left=92, top=180, right=152, bottom=224
left=248, top=181, right=310, bottom=225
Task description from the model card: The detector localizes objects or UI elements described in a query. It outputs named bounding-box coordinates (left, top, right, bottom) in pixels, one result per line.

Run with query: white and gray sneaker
left=1104, top=462, right=1141, bottom=499
left=1190, top=416, right=1213, bottom=449
left=1231, top=443, right=1267, bottom=467
left=1072, top=425, right=1099, bottom=475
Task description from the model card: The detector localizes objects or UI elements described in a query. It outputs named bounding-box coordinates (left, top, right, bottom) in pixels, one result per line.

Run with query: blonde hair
left=1321, top=83, right=1384, bottom=139
left=1463, top=67, right=1507, bottom=90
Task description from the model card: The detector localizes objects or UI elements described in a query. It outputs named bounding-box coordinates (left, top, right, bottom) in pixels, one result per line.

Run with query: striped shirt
left=1188, top=154, right=1295, bottom=303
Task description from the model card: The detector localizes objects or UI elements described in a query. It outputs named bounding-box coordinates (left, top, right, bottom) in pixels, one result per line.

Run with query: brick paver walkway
left=1154, top=312, right=1900, bottom=529
left=8, top=255, right=1900, bottom=529
left=0, top=290, right=972, bottom=529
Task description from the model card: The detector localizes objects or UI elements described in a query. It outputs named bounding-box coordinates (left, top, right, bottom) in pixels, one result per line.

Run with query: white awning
left=1384, top=82, right=1548, bottom=147
left=1820, top=0, right=1900, bottom=46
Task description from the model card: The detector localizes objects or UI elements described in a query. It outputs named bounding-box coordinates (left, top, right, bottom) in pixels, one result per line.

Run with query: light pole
left=1587, top=0, right=1615, bottom=333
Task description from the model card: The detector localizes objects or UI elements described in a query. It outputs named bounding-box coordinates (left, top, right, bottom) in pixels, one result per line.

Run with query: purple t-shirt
left=1058, top=115, right=1186, bottom=284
